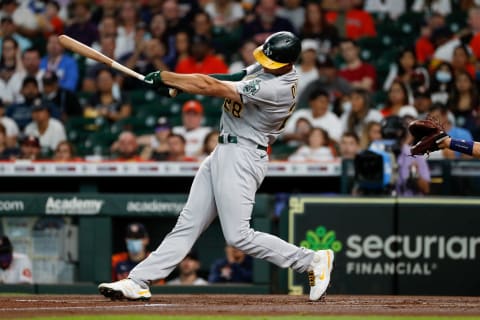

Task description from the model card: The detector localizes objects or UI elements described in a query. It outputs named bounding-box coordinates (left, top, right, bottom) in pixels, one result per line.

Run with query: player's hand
left=144, top=71, right=164, bottom=88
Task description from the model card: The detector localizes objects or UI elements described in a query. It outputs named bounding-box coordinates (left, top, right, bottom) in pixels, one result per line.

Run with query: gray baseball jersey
left=129, top=64, right=315, bottom=287
left=221, top=63, right=298, bottom=146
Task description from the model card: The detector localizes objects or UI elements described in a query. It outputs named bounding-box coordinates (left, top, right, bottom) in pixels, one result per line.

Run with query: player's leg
left=99, top=155, right=218, bottom=300
left=213, top=145, right=333, bottom=300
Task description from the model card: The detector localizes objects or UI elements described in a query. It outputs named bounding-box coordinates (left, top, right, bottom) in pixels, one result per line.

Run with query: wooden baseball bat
left=57, top=34, right=178, bottom=97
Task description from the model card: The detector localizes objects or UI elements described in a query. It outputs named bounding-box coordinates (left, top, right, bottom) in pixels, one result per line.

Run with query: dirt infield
left=1, top=294, right=480, bottom=318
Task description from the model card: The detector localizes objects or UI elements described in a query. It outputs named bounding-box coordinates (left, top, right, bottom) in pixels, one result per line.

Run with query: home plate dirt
left=1, top=294, right=480, bottom=318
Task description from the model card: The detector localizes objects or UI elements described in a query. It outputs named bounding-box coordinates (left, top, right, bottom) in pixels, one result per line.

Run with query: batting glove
left=144, top=71, right=164, bottom=88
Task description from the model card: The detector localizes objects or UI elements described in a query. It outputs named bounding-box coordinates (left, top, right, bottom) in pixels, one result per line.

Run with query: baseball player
left=98, top=31, right=334, bottom=301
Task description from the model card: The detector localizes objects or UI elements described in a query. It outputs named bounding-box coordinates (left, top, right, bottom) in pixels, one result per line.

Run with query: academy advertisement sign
left=287, top=197, right=480, bottom=295
left=0, top=194, right=187, bottom=216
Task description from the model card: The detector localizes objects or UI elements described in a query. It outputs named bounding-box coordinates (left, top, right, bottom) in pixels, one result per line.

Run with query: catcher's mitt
left=408, top=118, right=449, bottom=156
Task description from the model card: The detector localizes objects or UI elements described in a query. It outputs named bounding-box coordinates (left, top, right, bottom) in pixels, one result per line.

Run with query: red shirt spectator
left=175, top=35, right=228, bottom=74
left=326, top=9, right=376, bottom=40
left=338, top=39, right=377, bottom=92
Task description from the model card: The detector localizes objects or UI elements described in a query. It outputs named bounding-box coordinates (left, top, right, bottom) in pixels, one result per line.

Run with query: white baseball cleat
left=308, top=249, right=334, bottom=301
left=98, top=278, right=151, bottom=301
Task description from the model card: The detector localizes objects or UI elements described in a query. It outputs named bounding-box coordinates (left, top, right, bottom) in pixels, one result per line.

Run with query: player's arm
left=438, top=137, right=480, bottom=159
left=156, top=71, right=242, bottom=103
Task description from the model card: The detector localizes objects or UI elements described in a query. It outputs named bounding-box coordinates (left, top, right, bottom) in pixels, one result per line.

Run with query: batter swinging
left=98, top=31, right=334, bottom=301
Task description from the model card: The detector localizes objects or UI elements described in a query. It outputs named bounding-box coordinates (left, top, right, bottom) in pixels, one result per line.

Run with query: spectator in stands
left=83, top=67, right=131, bottom=123
left=325, top=0, right=376, bottom=40
left=64, top=1, right=98, bottom=47
left=162, top=0, right=189, bottom=43
left=110, top=131, right=142, bottom=161
left=149, top=13, right=177, bottom=70
left=446, top=70, right=480, bottom=136
left=467, top=6, right=480, bottom=61
left=9, top=47, right=43, bottom=104
left=0, top=235, right=33, bottom=284
left=52, top=140, right=81, bottom=161
left=428, top=103, right=474, bottom=160
left=0, top=99, right=18, bottom=147
left=363, top=0, right=406, bottom=21
left=6, top=77, right=60, bottom=131
left=138, top=116, right=172, bottom=161
left=415, top=14, right=445, bottom=65
left=0, top=0, right=38, bottom=38
left=299, top=1, right=340, bottom=59
left=16, top=134, right=41, bottom=160
left=91, top=16, right=118, bottom=60
left=196, top=129, right=219, bottom=161
left=171, top=30, right=191, bottom=71
left=380, top=80, right=411, bottom=117
left=430, top=25, right=462, bottom=69
left=241, top=0, right=296, bottom=45
left=164, top=133, right=197, bottom=162
left=37, top=0, right=64, bottom=38
left=282, top=117, right=312, bottom=148
left=115, top=1, right=141, bottom=59
left=383, top=47, right=430, bottom=99
left=429, top=61, right=455, bottom=105
left=173, top=100, right=212, bottom=158
left=340, top=88, right=383, bottom=138
left=208, top=244, right=252, bottom=283
left=338, top=131, right=360, bottom=159
left=411, top=89, right=431, bottom=118
left=40, top=34, right=79, bottom=91
left=0, top=16, right=31, bottom=56
left=295, top=39, right=319, bottom=101
left=277, top=0, right=305, bottom=34
left=298, top=56, right=352, bottom=109
left=451, top=45, right=476, bottom=79
left=41, top=70, right=83, bottom=122
left=122, top=37, right=170, bottom=91
left=204, top=0, right=245, bottom=33
left=338, top=38, right=377, bottom=92
left=0, top=123, right=17, bottom=159
left=283, top=88, right=342, bottom=145
left=112, top=223, right=152, bottom=282
left=0, top=36, right=22, bottom=104
left=24, top=99, right=66, bottom=155
left=175, top=34, right=228, bottom=74
left=288, top=127, right=337, bottom=162
left=90, top=0, right=118, bottom=26
left=228, top=39, right=257, bottom=73
left=83, top=35, right=121, bottom=92
left=167, top=250, right=208, bottom=285
left=359, top=120, right=382, bottom=149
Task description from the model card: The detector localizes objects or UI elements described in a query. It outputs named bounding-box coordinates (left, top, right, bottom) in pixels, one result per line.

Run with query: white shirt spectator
left=0, top=80, right=14, bottom=104
left=1, top=115, right=19, bottom=138
left=204, top=1, right=245, bottom=31
left=24, top=117, right=66, bottom=151
left=8, top=70, right=44, bottom=103
left=0, top=252, right=33, bottom=284
left=283, top=108, right=342, bottom=143
left=277, top=5, right=305, bottom=34
left=288, top=145, right=335, bottom=162
left=0, top=3, right=38, bottom=31
left=173, top=126, right=212, bottom=158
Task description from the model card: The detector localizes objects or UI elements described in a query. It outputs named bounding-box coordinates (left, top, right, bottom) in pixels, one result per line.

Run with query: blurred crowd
left=0, top=0, right=479, bottom=163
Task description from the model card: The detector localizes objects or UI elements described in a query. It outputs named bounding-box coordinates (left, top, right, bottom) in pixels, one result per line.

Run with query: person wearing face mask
left=0, top=235, right=33, bottom=284
left=111, top=223, right=162, bottom=283
left=430, top=62, right=455, bottom=105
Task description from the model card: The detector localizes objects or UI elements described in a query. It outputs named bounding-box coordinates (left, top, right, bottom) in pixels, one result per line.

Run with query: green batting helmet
left=253, top=31, right=301, bottom=69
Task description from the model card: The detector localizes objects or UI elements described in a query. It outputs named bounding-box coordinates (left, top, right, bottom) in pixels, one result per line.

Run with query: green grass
left=15, top=316, right=480, bottom=320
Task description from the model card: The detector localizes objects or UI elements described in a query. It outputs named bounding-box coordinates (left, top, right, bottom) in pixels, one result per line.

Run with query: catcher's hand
left=408, top=118, right=449, bottom=156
